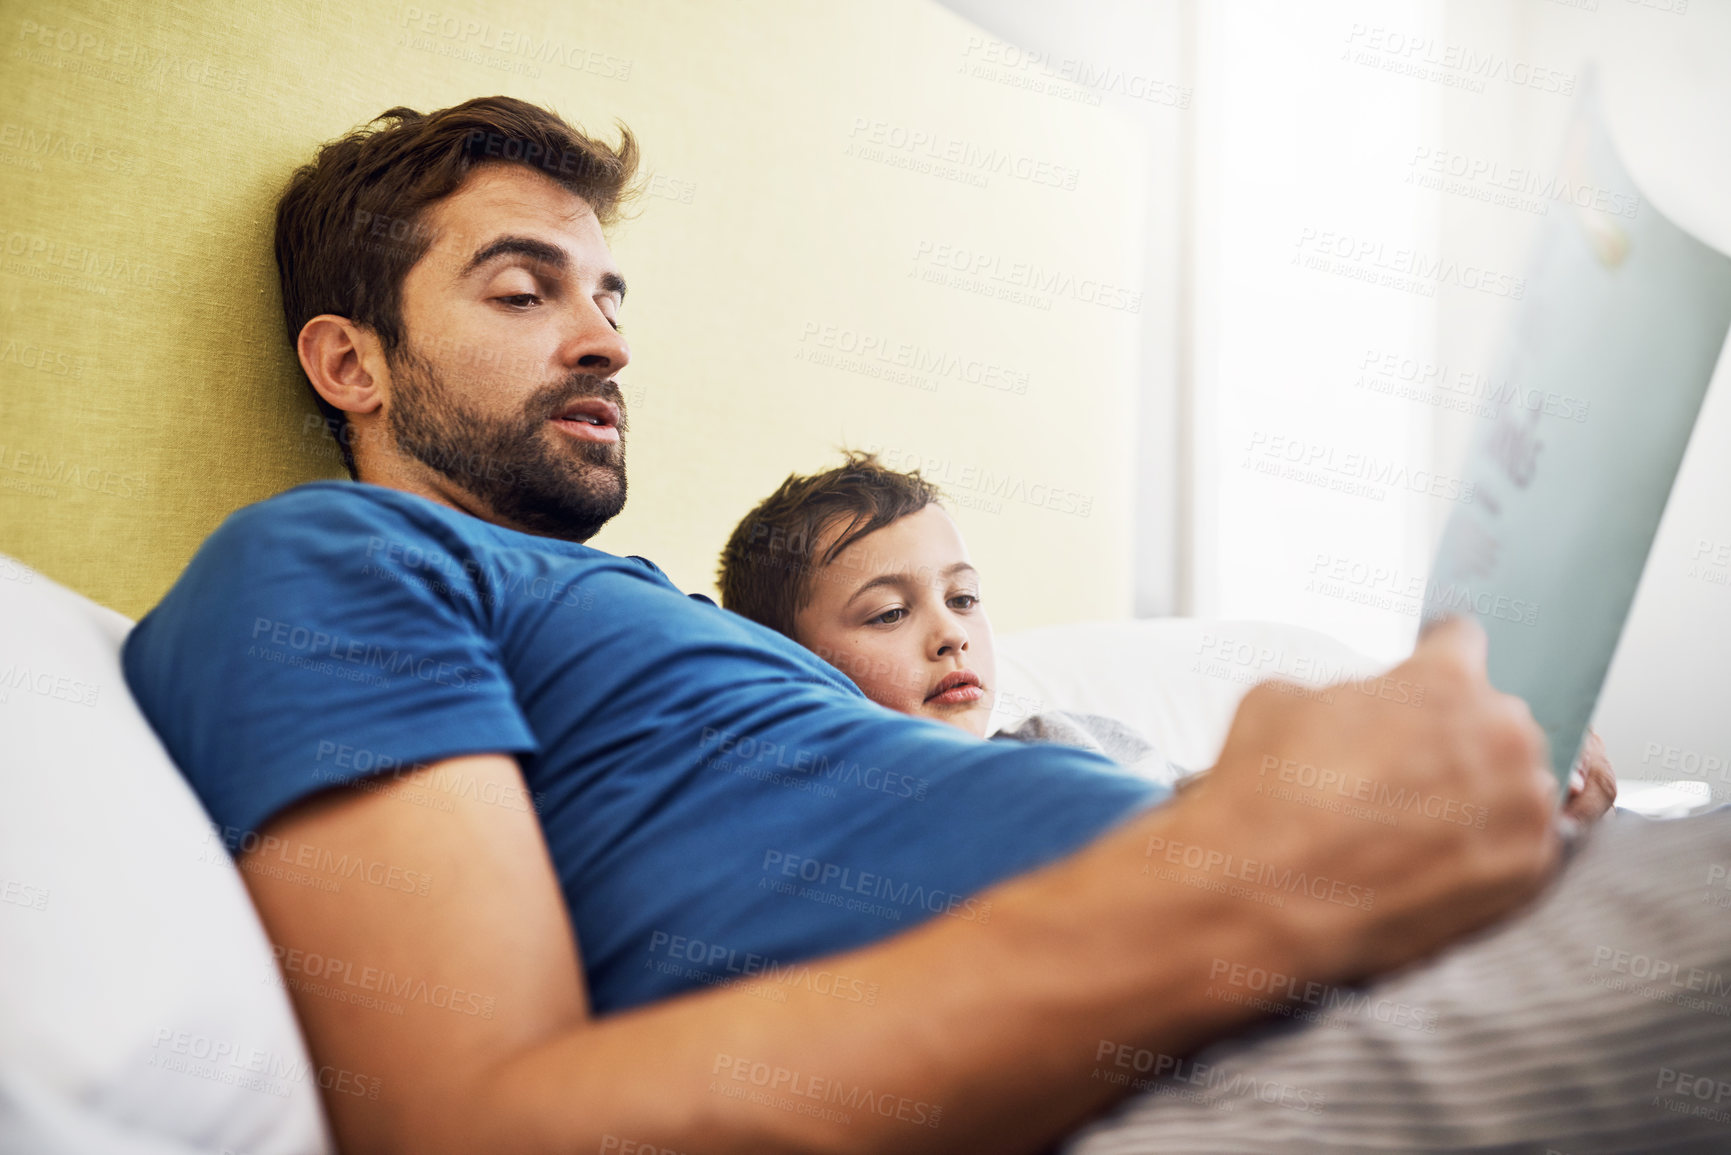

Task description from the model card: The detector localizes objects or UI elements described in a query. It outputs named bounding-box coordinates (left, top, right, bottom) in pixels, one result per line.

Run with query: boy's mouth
left=925, top=669, right=984, bottom=706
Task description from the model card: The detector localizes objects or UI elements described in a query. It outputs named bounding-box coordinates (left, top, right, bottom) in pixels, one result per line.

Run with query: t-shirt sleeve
left=122, top=491, right=538, bottom=851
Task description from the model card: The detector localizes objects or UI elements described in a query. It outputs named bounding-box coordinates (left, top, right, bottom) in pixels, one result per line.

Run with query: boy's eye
left=867, top=607, right=907, bottom=626
left=949, top=594, right=979, bottom=610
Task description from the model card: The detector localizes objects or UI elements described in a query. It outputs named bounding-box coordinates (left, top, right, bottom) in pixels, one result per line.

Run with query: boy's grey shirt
left=993, top=711, right=1189, bottom=790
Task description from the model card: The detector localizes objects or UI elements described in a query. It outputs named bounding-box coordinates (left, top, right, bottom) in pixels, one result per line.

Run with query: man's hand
left=1175, top=615, right=1562, bottom=983
left=1563, top=728, right=1618, bottom=825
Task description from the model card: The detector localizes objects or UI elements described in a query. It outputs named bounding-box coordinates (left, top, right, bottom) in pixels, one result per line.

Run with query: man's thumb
left=1417, top=613, right=1488, bottom=674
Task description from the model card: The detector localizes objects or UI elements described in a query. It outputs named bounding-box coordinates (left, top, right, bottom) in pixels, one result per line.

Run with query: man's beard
left=385, top=343, right=628, bottom=542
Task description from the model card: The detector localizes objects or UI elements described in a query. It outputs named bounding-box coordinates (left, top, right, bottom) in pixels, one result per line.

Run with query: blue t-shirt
left=123, top=483, right=1165, bottom=1014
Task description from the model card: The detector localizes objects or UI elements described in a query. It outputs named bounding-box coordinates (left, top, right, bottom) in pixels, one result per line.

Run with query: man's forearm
left=281, top=625, right=1555, bottom=1155
left=458, top=796, right=1297, bottom=1155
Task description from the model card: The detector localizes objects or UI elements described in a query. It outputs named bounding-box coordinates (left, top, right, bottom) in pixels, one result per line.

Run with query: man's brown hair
left=273, top=95, right=639, bottom=477
left=718, top=451, right=945, bottom=640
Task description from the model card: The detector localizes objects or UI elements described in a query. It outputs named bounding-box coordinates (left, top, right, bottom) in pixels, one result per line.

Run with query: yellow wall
left=0, top=0, right=1144, bottom=628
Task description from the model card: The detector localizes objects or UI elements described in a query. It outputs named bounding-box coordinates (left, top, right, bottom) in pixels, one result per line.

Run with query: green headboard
left=1, top=0, right=1144, bottom=626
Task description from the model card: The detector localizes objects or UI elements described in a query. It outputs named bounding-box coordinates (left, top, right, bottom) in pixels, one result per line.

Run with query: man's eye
left=600, top=297, right=624, bottom=332
left=868, top=608, right=907, bottom=626
left=497, top=293, right=541, bottom=308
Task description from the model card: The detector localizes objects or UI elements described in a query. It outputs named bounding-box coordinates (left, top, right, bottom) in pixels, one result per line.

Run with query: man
left=124, top=96, right=1666, bottom=1154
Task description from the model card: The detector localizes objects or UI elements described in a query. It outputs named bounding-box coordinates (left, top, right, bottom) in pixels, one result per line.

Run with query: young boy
left=717, top=451, right=1182, bottom=783
left=719, top=452, right=1618, bottom=809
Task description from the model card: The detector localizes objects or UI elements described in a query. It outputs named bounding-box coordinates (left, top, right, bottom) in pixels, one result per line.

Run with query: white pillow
left=0, top=555, right=332, bottom=1155
left=992, top=618, right=1384, bottom=773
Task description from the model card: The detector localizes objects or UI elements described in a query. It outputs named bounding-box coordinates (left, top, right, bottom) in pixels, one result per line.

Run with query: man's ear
left=297, top=315, right=388, bottom=417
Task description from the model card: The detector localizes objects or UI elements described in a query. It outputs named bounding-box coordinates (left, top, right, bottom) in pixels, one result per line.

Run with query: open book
left=1421, top=80, right=1731, bottom=789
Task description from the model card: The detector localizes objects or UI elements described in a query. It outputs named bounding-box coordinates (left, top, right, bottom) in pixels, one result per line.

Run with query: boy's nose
left=933, top=623, right=970, bottom=660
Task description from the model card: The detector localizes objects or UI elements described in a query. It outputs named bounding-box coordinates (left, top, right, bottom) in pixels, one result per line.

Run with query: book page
left=1421, top=79, right=1731, bottom=788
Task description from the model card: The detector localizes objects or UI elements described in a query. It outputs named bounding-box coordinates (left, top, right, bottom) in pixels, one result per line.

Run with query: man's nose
left=562, top=306, right=629, bottom=376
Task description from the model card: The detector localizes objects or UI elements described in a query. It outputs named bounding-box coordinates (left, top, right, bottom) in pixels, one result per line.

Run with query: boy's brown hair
left=274, top=95, right=639, bottom=477
left=719, top=451, right=944, bottom=639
